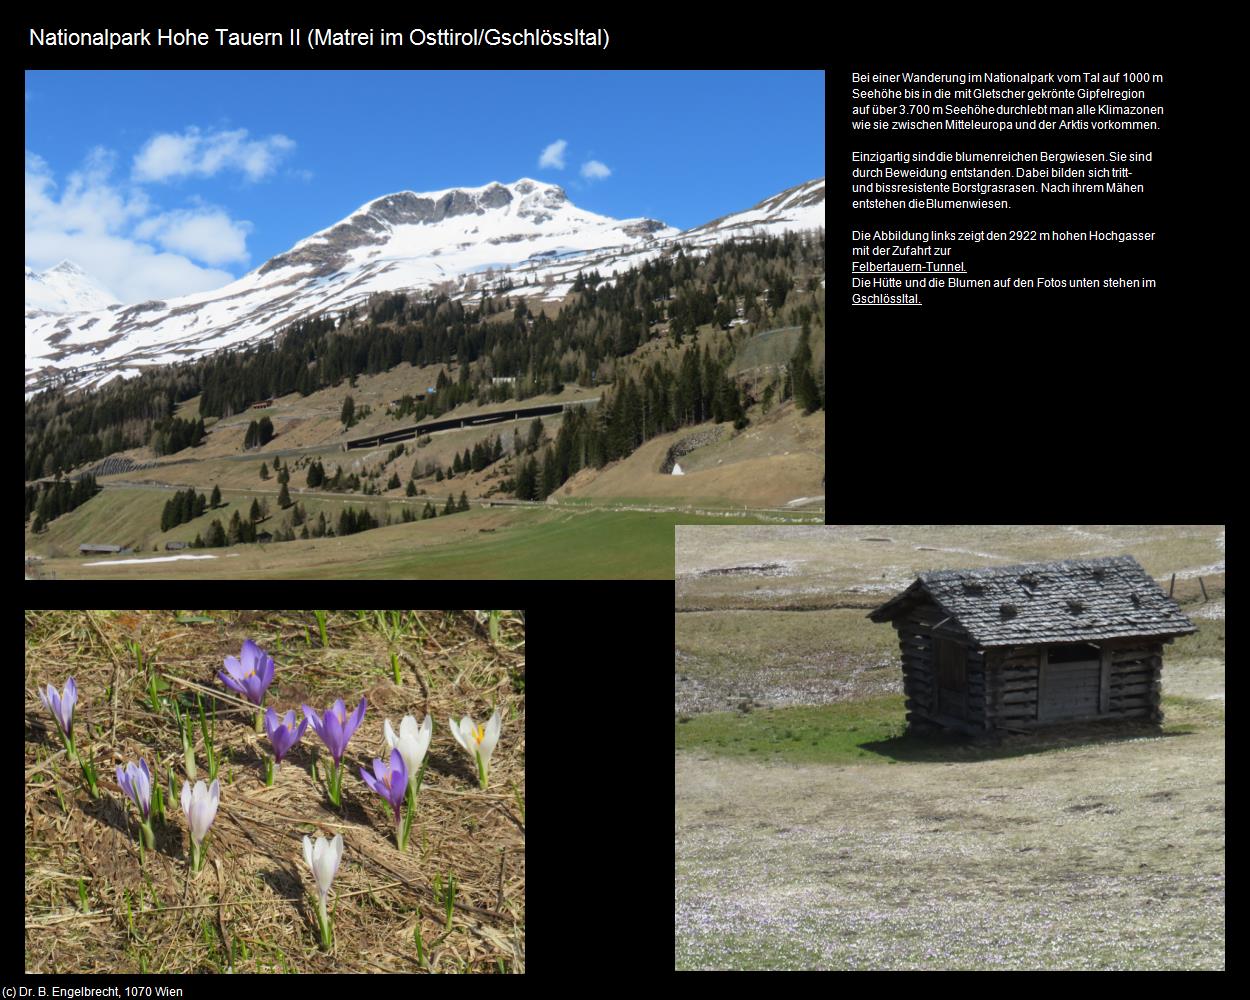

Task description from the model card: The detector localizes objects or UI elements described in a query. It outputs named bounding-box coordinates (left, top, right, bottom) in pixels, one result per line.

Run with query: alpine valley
left=25, top=176, right=825, bottom=580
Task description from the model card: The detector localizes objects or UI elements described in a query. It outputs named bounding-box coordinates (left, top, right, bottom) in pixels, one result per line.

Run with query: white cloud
left=26, top=148, right=150, bottom=237
left=133, top=127, right=295, bottom=182
left=133, top=208, right=252, bottom=265
left=26, top=149, right=247, bottom=301
left=580, top=160, right=611, bottom=180
left=539, top=139, right=568, bottom=170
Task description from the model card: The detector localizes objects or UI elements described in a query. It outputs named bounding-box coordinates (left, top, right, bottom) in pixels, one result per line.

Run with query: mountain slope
left=25, top=260, right=119, bottom=314
left=25, top=177, right=824, bottom=394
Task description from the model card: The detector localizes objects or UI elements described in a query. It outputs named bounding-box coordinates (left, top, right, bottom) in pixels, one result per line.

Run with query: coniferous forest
left=25, top=233, right=824, bottom=492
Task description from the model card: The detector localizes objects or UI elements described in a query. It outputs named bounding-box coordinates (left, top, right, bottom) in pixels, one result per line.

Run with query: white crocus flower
left=384, top=714, right=433, bottom=795
left=180, top=778, right=220, bottom=873
left=449, top=709, right=502, bottom=789
left=303, top=834, right=344, bottom=951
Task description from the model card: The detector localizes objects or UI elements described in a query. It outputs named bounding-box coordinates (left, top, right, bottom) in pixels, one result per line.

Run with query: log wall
left=896, top=605, right=987, bottom=731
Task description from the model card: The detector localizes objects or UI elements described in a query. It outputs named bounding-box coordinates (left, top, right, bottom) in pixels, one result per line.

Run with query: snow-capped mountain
left=25, top=177, right=823, bottom=394
left=25, top=260, right=119, bottom=314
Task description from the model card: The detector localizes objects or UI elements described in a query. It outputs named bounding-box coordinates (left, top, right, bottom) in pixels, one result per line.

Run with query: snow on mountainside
left=25, top=177, right=823, bottom=395
left=25, top=260, right=119, bottom=314
left=680, top=178, right=825, bottom=240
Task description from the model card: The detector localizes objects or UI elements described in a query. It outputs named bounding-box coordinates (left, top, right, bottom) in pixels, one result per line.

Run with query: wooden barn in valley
left=868, top=556, right=1196, bottom=734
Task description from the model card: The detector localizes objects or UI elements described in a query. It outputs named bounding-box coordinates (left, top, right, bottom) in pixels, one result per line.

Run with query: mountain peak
left=25, top=259, right=118, bottom=314
left=262, top=177, right=595, bottom=278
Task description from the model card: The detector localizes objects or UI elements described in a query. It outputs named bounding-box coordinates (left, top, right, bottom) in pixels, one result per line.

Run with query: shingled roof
left=868, top=555, right=1197, bottom=647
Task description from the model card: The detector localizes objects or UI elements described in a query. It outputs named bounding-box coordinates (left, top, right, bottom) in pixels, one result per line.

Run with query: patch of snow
left=913, top=545, right=1007, bottom=561
left=84, top=554, right=218, bottom=566
left=1173, top=561, right=1225, bottom=580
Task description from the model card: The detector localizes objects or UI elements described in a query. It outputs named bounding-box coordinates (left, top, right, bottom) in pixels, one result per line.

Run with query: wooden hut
left=868, top=556, right=1196, bottom=735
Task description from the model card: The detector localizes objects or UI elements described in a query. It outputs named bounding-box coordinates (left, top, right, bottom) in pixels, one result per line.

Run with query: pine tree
left=539, top=448, right=558, bottom=499
left=387, top=471, right=401, bottom=490
left=406, top=480, right=417, bottom=497
left=278, top=482, right=292, bottom=508
left=161, top=497, right=173, bottom=532
left=315, top=511, right=327, bottom=538
left=258, top=417, right=274, bottom=446
left=244, top=420, right=258, bottom=449
left=260, top=462, right=269, bottom=479
left=211, top=484, right=222, bottom=508
left=300, top=524, right=310, bottom=539
left=462, top=447, right=472, bottom=471
left=249, top=498, right=262, bottom=522
left=291, top=502, right=304, bottom=526
left=452, top=451, right=463, bottom=475
left=515, top=456, right=538, bottom=500
left=277, top=465, right=289, bottom=485
left=443, top=493, right=455, bottom=515
left=32, top=512, right=44, bottom=533
left=340, top=394, right=355, bottom=428
left=790, top=324, right=820, bottom=414
left=228, top=510, right=244, bottom=544
left=207, top=519, right=227, bottom=547
left=458, top=491, right=469, bottom=512
left=192, top=533, right=204, bottom=549
left=435, top=467, right=444, bottom=482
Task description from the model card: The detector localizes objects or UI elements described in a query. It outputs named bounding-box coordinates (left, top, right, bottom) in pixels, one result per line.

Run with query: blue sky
left=25, top=70, right=825, bottom=302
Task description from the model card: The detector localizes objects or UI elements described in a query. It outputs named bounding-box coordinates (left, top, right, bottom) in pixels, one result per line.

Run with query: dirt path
left=676, top=728, right=1224, bottom=969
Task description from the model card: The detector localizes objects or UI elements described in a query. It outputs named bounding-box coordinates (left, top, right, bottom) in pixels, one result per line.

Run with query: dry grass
left=676, top=711, right=1224, bottom=970
left=24, top=610, right=525, bottom=974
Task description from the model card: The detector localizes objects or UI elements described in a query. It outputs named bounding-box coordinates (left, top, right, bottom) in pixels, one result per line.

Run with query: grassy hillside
left=557, top=402, right=823, bottom=507
left=35, top=503, right=805, bottom=579
left=27, top=486, right=423, bottom=558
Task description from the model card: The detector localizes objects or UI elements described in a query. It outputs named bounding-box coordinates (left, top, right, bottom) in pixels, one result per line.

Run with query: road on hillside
left=214, top=398, right=599, bottom=460
left=342, top=398, right=600, bottom=450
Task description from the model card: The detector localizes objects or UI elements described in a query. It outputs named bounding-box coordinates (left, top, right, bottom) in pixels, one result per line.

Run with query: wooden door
left=1039, top=644, right=1101, bottom=721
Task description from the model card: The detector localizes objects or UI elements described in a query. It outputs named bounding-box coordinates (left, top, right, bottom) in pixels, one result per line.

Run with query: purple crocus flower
left=38, top=676, right=77, bottom=740
left=360, top=748, right=408, bottom=825
left=219, top=639, right=276, bottom=705
left=302, top=697, right=367, bottom=766
left=116, top=759, right=153, bottom=821
left=264, top=708, right=309, bottom=764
